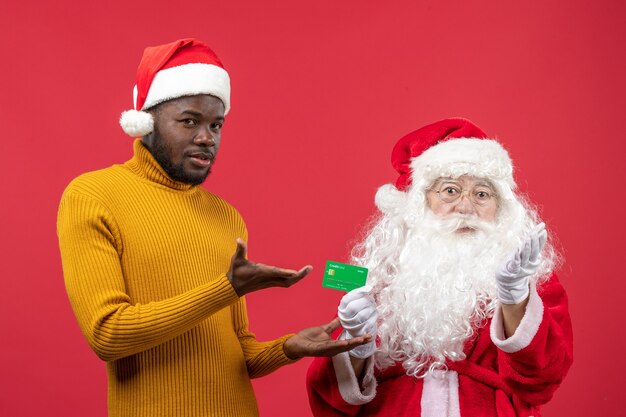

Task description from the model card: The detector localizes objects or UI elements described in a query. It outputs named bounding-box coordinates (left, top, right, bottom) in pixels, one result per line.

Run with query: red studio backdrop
left=1, top=1, right=625, bottom=416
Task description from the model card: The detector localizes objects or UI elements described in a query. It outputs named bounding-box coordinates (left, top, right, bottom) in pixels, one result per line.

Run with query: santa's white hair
left=351, top=138, right=560, bottom=377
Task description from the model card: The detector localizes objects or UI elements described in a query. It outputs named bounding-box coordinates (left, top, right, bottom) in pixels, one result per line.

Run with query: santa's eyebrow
left=473, top=181, right=496, bottom=190
left=473, top=180, right=494, bottom=187
left=432, top=178, right=461, bottom=186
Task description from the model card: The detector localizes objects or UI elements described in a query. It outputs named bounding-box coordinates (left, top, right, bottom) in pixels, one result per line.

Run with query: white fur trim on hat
left=142, top=63, right=231, bottom=113
left=411, top=138, right=515, bottom=187
left=119, top=110, right=154, bottom=137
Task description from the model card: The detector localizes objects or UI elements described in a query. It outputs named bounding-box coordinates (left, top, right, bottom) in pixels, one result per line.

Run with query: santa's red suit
left=306, top=274, right=573, bottom=417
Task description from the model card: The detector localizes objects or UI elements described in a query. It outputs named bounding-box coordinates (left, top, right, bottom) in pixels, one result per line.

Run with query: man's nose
left=453, top=193, right=476, bottom=215
left=193, top=126, right=216, bottom=146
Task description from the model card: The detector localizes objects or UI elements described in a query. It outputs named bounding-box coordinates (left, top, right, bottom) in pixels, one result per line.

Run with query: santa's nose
left=452, top=194, right=477, bottom=215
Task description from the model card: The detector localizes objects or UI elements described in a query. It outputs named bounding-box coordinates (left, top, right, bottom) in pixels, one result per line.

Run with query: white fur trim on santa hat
left=119, top=110, right=154, bottom=137
left=411, top=138, right=515, bottom=187
left=142, top=63, right=231, bottom=113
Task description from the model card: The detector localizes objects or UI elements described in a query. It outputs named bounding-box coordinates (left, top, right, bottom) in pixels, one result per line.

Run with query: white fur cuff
left=490, top=282, right=544, bottom=353
left=332, top=351, right=377, bottom=405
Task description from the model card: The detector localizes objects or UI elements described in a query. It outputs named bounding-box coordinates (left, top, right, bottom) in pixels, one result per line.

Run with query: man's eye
left=211, top=122, right=223, bottom=130
left=181, top=119, right=197, bottom=126
left=444, top=187, right=459, bottom=195
left=475, top=191, right=491, bottom=200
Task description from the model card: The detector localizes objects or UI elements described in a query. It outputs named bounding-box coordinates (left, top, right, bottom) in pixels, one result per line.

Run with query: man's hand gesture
left=227, top=239, right=312, bottom=296
left=496, top=223, right=547, bottom=305
left=283, top=318, right=373, bottom=360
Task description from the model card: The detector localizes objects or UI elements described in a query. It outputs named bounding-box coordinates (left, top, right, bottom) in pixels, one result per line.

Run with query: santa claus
left=306, top=118, right=573, bottom=417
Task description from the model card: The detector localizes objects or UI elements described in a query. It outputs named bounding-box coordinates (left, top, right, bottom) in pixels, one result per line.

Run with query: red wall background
left=1, top=1, right=625, bottom=416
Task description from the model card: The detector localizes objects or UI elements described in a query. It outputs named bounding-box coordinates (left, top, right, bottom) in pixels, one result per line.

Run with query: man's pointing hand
left=227, top=238, right=312, bottom=296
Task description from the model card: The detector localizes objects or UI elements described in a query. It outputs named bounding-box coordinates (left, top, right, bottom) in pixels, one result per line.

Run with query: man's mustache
left=432, top=214, right=495, bottom=235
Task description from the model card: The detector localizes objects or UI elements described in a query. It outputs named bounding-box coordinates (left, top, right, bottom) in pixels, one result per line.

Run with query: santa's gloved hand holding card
left=338, top=285, right=378, bottom=359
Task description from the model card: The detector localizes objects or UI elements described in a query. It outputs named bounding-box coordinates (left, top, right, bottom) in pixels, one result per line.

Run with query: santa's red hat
left=119, top=38, right=230, bottom=137
left=376, top=118, right=515, bottom=213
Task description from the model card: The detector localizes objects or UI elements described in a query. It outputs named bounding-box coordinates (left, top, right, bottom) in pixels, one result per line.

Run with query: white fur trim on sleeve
left=331, top=340, right=377, bottom=405
left=490, top=281, right=544, bottom=353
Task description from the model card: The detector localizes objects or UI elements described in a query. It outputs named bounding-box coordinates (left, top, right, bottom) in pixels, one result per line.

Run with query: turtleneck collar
left=124, top=139, right=196, bottom=191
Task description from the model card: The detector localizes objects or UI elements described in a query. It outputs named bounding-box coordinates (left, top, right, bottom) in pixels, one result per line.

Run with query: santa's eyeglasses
left=429, top=182, right=497, bottom=206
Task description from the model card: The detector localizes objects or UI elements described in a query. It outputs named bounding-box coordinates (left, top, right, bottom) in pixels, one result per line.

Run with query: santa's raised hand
left=496, top=223, right=548, bottom=305
left=338, top=285, right=378, bottom=359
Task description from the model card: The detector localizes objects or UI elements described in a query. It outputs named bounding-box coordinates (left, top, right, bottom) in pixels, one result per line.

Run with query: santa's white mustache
left=426, top=213, right=496, bottom=235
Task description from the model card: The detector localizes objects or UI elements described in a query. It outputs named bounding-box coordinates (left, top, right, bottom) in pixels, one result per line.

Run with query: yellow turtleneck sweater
left=58, top=140, right=294, bottom=417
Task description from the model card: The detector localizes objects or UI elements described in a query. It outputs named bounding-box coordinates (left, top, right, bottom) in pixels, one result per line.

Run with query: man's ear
left=141, top=135, right=151, bottom=148
left=141, top=108, right=159, bottom=146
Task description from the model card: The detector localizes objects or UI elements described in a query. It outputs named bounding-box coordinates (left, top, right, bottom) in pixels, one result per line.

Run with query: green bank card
left=322, top=261, right=368, bottom=292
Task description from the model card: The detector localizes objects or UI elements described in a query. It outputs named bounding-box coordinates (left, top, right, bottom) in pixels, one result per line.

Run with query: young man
left=307, top=118, right=573, bottom=416
left=58, top=38, right=369, bottom=417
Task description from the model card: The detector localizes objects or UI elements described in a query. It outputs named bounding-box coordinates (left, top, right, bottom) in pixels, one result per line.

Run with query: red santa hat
left=375, top=118, right=516, bottom=213
left=119, top=38, right=231, bottom=137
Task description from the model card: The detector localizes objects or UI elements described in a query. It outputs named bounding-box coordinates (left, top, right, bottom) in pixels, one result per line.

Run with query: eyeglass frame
left=427, top=179, right=498, bottom=207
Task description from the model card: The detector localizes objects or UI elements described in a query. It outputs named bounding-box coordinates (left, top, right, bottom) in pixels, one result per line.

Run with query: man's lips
left=454, top=221, right=478, bottom=233
left=187, top=151, right=214, bottom=168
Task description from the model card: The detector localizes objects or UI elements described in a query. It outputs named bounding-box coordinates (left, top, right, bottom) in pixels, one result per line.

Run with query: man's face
left=426, top=175, right=498, bottom=229
left=143, top=94, right=225, bottom=185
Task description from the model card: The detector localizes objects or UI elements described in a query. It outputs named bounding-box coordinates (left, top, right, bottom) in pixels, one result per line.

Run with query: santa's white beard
left=370, top=211, right=521, bottom=377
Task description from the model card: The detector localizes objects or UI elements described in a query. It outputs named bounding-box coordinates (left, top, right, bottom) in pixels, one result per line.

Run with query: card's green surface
left=322, top=260, right=368, bottom=292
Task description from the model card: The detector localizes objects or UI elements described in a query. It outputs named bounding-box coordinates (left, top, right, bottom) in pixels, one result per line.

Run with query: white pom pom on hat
left=375, top=184, right=408, bottom=214
left=119, top=110, right=154, bottom=138
left=119, top=38, right=231, bottom=137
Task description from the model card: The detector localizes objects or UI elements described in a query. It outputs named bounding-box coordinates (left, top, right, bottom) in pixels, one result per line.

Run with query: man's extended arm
left=230, top=296, right=296, bottom=379
left=59, top=189, right=367, bottom=364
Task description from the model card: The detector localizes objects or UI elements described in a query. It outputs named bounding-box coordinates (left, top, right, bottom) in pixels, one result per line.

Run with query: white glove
left=337, top=285, right=378, bottom=359
left=496, top=223, right=548, bottom=304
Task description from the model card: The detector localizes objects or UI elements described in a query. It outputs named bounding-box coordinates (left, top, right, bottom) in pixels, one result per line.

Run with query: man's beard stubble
left=150, top=130, right=211, bottom=186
